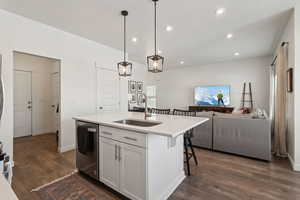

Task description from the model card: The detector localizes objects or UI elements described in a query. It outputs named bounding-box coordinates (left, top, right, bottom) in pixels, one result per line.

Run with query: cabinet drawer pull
left=115, top=144, right=118, bottom=160
left=118, top=145, right=121, bottom=161
left=124, top=136, right=137, bottom=141
left=102, top=131, right=112, bottom=136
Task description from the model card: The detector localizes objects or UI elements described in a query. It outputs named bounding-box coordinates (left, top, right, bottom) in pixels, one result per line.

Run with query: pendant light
left=118, top=10, right=132, bottom=77
left=147, top=0, right=164, bottom=73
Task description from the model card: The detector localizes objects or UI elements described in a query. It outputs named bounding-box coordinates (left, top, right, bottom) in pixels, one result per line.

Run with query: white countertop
left=0, top=175, right=18, bottom=200
left=73, top=112, right=209, bottom=138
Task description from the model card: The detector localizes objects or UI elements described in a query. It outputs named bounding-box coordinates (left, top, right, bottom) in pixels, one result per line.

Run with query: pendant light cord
left=154, top=1, right=157, bottom=55
left=124, top=14, right=127, bottom=62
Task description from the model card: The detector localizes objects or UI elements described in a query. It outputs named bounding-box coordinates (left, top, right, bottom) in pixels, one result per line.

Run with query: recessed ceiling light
left=132, top=37, right=138, bottom=43
left=166, top=25, right=173, bottom=32
left=227, top=33, right=233, bottom=39
left=216, top=8, right=226, bottom=16
left=234, top=52, right=240, bottom=56
left=158, top=50, right=162, bottom=54
left=180, top=61, right=184, bottom=65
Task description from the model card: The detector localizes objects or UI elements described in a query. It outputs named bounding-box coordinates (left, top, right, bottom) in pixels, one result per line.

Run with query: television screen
left=194, top=85, right=230, bottom=106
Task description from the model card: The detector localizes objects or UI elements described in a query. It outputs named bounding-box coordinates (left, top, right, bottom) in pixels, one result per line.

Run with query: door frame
left=51, top=71, right=61, bottom=150
left=51, top=64, right=61, bottom=152
left=13, top=69, right=33, bottom=137
left=13, top=51, right=62, bottom=152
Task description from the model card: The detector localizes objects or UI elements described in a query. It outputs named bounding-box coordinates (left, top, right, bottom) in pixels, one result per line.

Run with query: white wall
left=149, top=56, right=272, bottom=113
left=0, top=9, right=147, bottom=159
left=277, top=11, right=295, bottom=167
left=277, top=5, right=300, bottom=171
left=14, top=52, right=57, bottom=135
left=274, top=4, right=300, bottom=171
left=126, top=62, right=149, bottom=109
left=118, top=61, right=148, bottom=112
left=294, top=3, right=300, bottom=170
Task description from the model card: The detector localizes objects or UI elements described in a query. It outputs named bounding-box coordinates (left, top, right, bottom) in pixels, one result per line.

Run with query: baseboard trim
left=158, top=172, right=186, bottom=200
left=294, top=163, right=300, bottom=172
left=59, top=144, right=75, bottom=153
left=32, top=132, right=56, bottom=136
left=288, top=154, right=300, bottom=172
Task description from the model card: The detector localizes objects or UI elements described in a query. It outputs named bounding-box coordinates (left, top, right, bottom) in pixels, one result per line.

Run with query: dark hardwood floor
left=12, top=134, right=75, bottom=200
left=170, top=151, right=300, bottom=200
left=12, top=134, right=300, bottom=200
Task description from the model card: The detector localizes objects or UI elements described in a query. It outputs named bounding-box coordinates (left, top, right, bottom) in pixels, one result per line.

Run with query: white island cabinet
left=99, top=128, right=146, bottom=200
left=74, top=112, right=208, bottom=200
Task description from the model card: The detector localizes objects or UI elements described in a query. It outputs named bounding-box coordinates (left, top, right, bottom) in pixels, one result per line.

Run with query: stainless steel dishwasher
left=76, top=121, right=99, bottom=180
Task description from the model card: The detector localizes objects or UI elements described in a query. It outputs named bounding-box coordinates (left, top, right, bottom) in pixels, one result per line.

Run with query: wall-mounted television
left=194, top=85, right=230, bottom=106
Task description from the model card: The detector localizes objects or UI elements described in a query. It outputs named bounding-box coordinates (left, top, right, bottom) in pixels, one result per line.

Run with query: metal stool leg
left=184, top=137, right=191, bottom=176
left=188, top=137, right=198, bottom=165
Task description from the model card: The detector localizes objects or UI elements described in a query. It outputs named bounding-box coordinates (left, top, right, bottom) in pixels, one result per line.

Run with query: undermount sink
left=114, top=119, right=162, bottom=127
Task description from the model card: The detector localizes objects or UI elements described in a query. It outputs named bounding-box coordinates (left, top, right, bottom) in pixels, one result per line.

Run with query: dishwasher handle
left=87, top=128, right=97, bottom=133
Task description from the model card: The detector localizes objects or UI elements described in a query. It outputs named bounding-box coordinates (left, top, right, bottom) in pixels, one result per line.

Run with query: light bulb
left=121, top=66, right=126, bottom=74
left=153, top=61, right=159, bottom=69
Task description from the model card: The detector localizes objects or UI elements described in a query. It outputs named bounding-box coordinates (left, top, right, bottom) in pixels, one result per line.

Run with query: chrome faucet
left=141, top=93, right=152, bottom=120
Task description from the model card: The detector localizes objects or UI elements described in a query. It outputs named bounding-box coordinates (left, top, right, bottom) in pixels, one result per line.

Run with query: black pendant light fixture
left=118, top=10, right=132, bottom=77
left=147, top=0, right=164, bottom=73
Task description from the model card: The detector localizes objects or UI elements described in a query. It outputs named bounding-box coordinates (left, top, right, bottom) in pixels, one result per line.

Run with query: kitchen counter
left=74, top=112, right=209, bottom=200
left=73, top=112, right=209, bottom=138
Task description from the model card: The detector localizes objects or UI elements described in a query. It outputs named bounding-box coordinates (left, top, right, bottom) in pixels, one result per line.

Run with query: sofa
left=192, top=112, right=271, bottom=161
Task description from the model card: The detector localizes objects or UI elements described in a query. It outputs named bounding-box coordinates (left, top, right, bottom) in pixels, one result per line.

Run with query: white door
left=96, top=68, right=120, bottom=112
left=99, top=137, right=120, bottom=191
left=119, top=143, right=146, bottom=200
left=14, top=70, right=32, bottom=138
left=51, top=73, right=60, bottom=134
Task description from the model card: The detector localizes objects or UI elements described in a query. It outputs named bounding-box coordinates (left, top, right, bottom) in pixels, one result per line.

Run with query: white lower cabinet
left=99, top=136, right=146, bottom=200
left=119, top=142, right=146, bottom=200
left=99, top=137, right=120, bottom=191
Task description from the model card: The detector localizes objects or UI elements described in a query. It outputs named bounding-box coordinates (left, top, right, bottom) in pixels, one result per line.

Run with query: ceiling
left=0, top=0, right=296, bottom=68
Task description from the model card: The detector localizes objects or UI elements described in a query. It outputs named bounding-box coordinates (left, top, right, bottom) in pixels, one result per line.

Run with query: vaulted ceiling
left=0, top=0, right=296, bottom=68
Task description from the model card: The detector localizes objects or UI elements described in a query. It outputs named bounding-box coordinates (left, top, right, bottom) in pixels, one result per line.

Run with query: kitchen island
left=74, top=112, right=208, bottom=200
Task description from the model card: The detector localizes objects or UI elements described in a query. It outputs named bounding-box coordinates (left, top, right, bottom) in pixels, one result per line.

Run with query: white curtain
left=273, top=45, right=288, bottom=157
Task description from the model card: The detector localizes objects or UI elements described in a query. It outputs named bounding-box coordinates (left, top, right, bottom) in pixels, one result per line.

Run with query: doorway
left=12, top=52, right=74, bottom=200
left=13, top=52, right=61, bottom=148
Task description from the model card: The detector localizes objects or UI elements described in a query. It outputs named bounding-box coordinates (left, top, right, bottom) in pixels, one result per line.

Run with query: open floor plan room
left=12, top=133, right=300, bottom=200
left=0, top=0, right=300, bottom=200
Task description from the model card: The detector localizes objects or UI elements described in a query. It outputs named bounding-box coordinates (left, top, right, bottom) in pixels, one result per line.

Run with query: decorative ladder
left=240, top=82, right=254, bottom=111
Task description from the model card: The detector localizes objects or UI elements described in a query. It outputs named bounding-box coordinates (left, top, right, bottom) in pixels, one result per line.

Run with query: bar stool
left=173, top=109, right=198, bottom=176
left=149, top=108, right=171, bottom=115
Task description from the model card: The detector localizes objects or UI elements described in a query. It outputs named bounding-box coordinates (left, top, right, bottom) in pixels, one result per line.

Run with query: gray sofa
left=192, top=112, right=271, bottom=161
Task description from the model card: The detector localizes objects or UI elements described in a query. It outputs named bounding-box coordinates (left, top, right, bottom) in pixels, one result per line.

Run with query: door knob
left=99, top=107, right=103, bottom=110
left=27, top=106, right=32, bottom=109
left=51, top=105, right=55, bottom=108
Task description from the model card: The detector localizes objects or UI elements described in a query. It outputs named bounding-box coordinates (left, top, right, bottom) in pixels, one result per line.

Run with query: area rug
left=33, top=173, right=123, bottom=200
